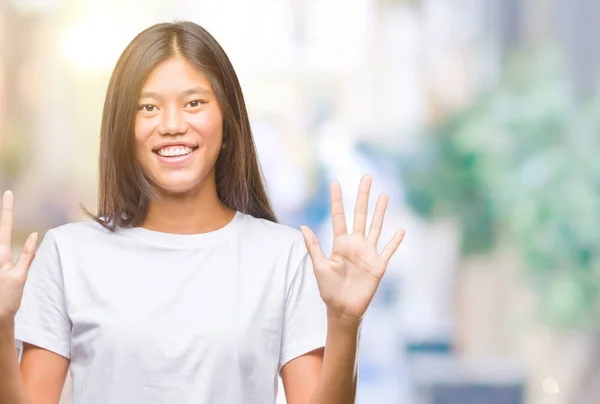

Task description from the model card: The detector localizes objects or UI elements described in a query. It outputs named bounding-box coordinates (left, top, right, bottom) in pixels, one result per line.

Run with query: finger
left=330, top=181, right=347, bottom=238
left=380, top=229, right=405, bottom=264
left=352, top=175, right=372, bottom=237
left=15, top=232, right=38, bottom=275
left=367, top=193, right=388, bottom=247
left=300, top=225, right=328, bottom=268
left=0, top=190, right=14, bottom=251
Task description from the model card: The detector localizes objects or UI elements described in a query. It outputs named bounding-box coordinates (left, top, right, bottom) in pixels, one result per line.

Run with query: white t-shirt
left=14, top=212, right=327, bottom=404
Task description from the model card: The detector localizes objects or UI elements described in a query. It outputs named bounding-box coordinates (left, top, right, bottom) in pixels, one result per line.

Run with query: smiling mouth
left=153, top=145, right=199, bottom=157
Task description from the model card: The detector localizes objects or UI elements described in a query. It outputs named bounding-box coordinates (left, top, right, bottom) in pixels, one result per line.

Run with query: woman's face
left=134, top=56, right=223, bottom=195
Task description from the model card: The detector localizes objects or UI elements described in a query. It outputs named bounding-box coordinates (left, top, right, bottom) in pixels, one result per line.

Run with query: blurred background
left=2, top=0, right=599, bottom=403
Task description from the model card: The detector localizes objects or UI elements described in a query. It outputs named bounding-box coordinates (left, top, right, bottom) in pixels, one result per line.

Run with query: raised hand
left=300, top=175, right=405, bottom=327
left=0, top=191, right=38, bottom=324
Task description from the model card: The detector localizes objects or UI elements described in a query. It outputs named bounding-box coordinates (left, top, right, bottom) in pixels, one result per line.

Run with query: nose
left=157, top=107, right=187, bottom=136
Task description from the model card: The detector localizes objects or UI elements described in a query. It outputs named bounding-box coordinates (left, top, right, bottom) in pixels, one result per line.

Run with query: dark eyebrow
left=139, top=86, right=212, bottom=100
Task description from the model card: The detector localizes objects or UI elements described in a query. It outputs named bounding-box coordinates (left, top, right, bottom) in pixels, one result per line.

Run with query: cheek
left=190, top=108, right=223, bottom=147
left=134, top=117, right=155, bottom=141
left=134, top=119, right=155, bottom=157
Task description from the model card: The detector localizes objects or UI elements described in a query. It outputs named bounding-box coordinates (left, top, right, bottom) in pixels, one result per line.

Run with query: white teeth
left=157, top=146, right=194, bottom=157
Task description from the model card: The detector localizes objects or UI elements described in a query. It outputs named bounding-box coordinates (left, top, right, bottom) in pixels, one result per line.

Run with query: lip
left=153, top=147, right=198, bottom=166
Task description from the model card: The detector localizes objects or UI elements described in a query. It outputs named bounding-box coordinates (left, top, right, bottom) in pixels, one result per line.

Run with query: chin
left=155, top=183, right=197, bottom=196
left=151, top=173, right=209, bottom=196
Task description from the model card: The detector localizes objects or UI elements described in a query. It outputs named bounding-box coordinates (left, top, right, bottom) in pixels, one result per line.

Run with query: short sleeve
left=14, top=230, right=71, bottom=359
left=279, top=252, right=327, bottom=371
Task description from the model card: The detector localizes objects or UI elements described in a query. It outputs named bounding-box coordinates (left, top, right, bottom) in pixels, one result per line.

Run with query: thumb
left=300, top=225, right=328, bottom=268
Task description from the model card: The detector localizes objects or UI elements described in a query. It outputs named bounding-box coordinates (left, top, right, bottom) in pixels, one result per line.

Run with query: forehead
left=141, top=56, right=213, bottom=92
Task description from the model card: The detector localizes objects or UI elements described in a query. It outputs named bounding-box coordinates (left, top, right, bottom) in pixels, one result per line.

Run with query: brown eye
left=137, top=104, right=157, bottom=112
left=186, top=100, right=205, bottom=108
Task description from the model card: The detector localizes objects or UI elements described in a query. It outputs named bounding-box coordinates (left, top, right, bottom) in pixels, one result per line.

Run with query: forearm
left=0, top=320, right=31, bottom=404
left=310, top=312, right=361, bottom=404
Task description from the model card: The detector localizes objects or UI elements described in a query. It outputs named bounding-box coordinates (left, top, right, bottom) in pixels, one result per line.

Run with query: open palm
left=300, top=175, right=405, bottom=324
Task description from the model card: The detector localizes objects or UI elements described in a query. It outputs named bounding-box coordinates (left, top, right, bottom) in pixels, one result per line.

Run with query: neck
left=141, top=177, right=236, bottom=235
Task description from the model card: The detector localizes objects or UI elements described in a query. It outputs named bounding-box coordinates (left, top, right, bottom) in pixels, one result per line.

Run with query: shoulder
left=26, top=220, right=112, bottom=280
left=238, top=213, right=308, bottom=260
left=240, top=213, right=304, bottom=244
left=44, top=219, right=112, bottom=247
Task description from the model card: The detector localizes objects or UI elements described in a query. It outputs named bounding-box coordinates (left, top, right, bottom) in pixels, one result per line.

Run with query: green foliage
left=400, top=52, right=600, bottom=329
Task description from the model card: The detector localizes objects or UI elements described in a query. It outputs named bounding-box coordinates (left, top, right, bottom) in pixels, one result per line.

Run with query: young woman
left=0, top=21, right=404, bottom=404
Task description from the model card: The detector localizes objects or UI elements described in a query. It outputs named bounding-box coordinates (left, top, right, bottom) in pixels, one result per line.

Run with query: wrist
left=326, top=309, right=362, bottom=333
left=0, top=316, right=15, bottom=330
left=0, top=318, right=15, bottom=343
